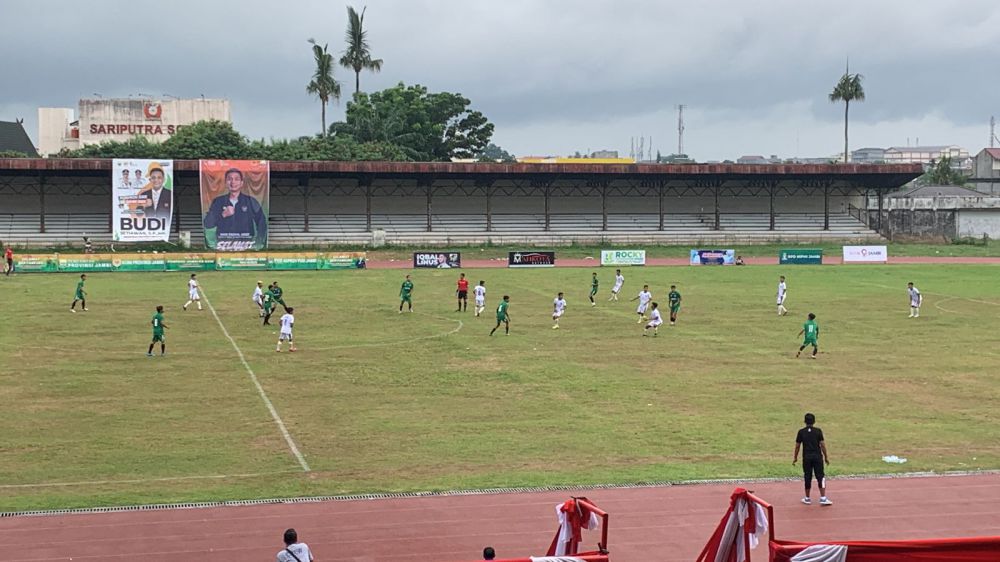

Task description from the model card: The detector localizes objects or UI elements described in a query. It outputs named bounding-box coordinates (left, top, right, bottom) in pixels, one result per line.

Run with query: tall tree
left=306, top=39, right=341, bottom=137
left=829, top=65, right=865, bottom=163
left=340, top=6, right=383, bottom=95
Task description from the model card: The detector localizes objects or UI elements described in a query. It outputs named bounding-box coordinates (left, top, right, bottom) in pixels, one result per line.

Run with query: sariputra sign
left=77, top=98, right=230, bottom=140
left=89, top=123, right=182, bottom=136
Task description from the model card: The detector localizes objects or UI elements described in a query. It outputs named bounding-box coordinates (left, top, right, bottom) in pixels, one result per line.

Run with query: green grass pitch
left=2, top=264, right=999, bottom=511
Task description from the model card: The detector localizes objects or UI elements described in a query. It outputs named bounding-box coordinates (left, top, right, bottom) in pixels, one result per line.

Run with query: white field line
left=0, top=471, right=299, bottom=490
left=201, top=290, right=311, bottom=472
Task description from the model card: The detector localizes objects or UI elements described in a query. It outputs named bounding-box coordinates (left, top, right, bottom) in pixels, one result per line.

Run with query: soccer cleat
left=275, top=349, right=281, bottom=352
left=161, top=352, right=166, bottom=356
left=670, top=321, right=675, bottom=326
left=289, top=348, right=297, bottom=353
left=801, top=497, right=812, bottom=505
left=810, top=355, right=817, bottom=360
left=398, top=310, right=403, bottom=314
left=71, top=309, right=76, bottom=313
left=146, top=352, right=153, bottom=357
left=795, top=352, right=801, bottom=358
left=591, top=302, right=596, bottom=307
left=183, top=306, right=187, bottom=311
left=552, top=325, right=559, bottom=329
left=83, top=308, right=89, bottom=311
left=820, top=497, right=833, bottom=506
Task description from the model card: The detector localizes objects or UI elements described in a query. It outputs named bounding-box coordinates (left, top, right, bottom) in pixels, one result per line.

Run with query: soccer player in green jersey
left=399, top=274, right=414, bottom=313
left=490, top=295, right=511, bottom=336
left=147, top=305, right=168, bottom=356
left=589, top=272, right=599, bottom=306
left=70, top=274, right=88, bottom=312
left=270, top=281, right=288, bottom=312
left=262, top=283, right=275, bottom=325
left=668, top=285, right=682, bottom=325
left=796, top=313, right=819, bottom=359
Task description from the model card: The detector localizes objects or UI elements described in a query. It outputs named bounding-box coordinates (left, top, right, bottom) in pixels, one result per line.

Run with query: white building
left=38, top=98, right=231, bottom=156
left=882, top=145, right=969, bottom=166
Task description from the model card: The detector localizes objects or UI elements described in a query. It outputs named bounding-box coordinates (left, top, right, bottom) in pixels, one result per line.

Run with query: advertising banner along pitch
left=601, top=250, right=646, bottom=266
left=690, top=249, right=736, bottom=265
left=200, top=160, right=269, bottom=251
left=113, top=159, right=173, bottom=242
left=508, top=251, right=556, bottom=268
left=779, top=249, right=823, bottom=265
left=843, top=245, right=888, bottom=263
left=413, top=252, right=461, bottom=268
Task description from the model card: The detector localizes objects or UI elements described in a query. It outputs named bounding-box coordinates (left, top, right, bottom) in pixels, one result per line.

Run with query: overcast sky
left=3, top=0, right=999, bottom=161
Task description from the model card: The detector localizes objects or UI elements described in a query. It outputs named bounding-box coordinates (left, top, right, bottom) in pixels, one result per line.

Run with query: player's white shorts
left=253, top=295, right=263, bottom=306
left=777, top=296, right=786, bottom=305
left=612, top=284, right=623, bottom=294
left=646, top=318, right=663, bottom=328
left=279, top=332, right=293, bottom=341
left=475, top=297, right=485, bottom=307
left=637, top=303, right=649, bottom=314
left=911, top=300, right=920, bottom=307
left=552, top=310, right=564, bottom=319
left=189, top=290, right=200, bottom=300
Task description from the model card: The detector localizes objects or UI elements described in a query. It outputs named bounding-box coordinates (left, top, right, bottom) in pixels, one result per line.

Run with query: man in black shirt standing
left=793, top=412, right=832, bottom=506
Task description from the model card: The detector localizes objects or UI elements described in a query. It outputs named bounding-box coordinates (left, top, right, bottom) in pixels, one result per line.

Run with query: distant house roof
left=0, top=121, right=38, bottom=157
left=981, top=148, right=1000, bottom=159
left=886, top=184, right=988, bottom=198
left=885, top=145, right=956, bottom=152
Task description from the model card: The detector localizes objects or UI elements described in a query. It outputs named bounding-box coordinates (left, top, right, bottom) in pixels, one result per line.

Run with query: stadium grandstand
left=0, top=159, right=922, bottom=247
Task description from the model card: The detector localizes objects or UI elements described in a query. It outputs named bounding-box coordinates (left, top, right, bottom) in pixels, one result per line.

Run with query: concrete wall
left=874, top=209, right=958, bottom=239
left=957, top=210, right=1000, bottom=238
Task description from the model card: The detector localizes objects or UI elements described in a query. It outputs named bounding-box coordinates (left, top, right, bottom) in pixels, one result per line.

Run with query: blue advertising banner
left=690, top=249, right=735, bottom=265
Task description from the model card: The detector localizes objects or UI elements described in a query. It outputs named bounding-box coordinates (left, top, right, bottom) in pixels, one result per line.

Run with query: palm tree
left=829, top=66, right=865, bottom=163
left=306, top=38, right=341, bottom=137
left=340, top=6, right=383, bottom=95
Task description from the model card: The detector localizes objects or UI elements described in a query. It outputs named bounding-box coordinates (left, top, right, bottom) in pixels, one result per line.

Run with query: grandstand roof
left=0, top=158, right=923, bottom=188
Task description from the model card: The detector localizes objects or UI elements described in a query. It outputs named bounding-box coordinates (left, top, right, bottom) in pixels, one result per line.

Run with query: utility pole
left=991, top=116, right=996, bottom=148
left=676, top=104, right=686, bottom=155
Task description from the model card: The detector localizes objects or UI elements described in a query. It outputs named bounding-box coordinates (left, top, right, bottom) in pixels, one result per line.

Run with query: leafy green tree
left=340, top=6, right=383, bottom=95
left=829, top=68, right=865, bottom=163
left=334, top=83, right=494, bottom=161
left=0, top=150, right=30, bottom=158
left=65, top=136, right=163, bottom=158
left=921, top=156, right=967, bottom=186
left=477, top=143, right=516, bottom=162
left=306, top=39, right=341, bottom=137
left=160, top=120, right=249, bottom=159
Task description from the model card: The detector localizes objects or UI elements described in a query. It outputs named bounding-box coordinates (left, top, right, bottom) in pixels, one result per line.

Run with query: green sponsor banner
left=779, top=248, right=823, bottom=265
left=13, top=254, right=59, bottom=273
left=318, top=253, right=366, bottom=270
left=164, top=254, right=217, bottom=271
left=112, top=257, right=167, bottom=271
left=215, top=253, right=269, bottom=270
left=58, top=254, right=117, bottom=272
left=268, top=253, right=321, bottom=270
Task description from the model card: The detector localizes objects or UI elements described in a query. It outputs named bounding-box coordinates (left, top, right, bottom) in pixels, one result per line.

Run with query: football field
left=2, top=264, right=999, bottom=512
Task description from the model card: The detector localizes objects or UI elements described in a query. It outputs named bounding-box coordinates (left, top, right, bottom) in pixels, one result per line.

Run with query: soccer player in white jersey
left=631, top=284, right=653, bottom=323
left=277, top=307, right=296, bottom=352
left=183, top=273, right=202, bottom=311
left=473, top=280, right=487, bottom=317
left=643, top=302, right=663, bottom=336
left=552, top=292, right=567, bottom=329
left=907, top=282, right=922, bottom=318
left=252, top=280, right=265, bottom=317
left=777, top=275, right=789, bottom=316
left=608, top=269, right=625, bottom=301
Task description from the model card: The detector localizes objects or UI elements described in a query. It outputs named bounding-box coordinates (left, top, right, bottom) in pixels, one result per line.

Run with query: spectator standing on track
left=792, top=412, right=832, bottom=506
left=483, top=546, right=496, bottom=560
left=276, top=528, right=314, bottom=562
left=4, top=244, right=13, bottom=276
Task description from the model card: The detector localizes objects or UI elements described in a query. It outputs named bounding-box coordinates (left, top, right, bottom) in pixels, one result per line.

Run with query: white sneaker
left=820, top=497, right=833, bottom=506
left=70, top=309, right=76, bottom=313
left=801, top=497, right=812, bottom=505
left=83, top=308, right=89, bottom=311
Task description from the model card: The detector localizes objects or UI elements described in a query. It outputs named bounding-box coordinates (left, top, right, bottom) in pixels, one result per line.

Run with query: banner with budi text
left=113, top=159, right=173, bottom=242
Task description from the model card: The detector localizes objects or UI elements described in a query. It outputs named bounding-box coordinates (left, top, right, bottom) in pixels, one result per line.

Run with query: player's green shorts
left=803, top=337, right=817, bottom=346
left=401, top=294, right=412, bottom=302
left=152, top=333, right=165, bottom=343
left=75, top=292, right=84, bottom=300
left=590, top=287, right=598, bottom=296
left=496, top=314, right=507, bottom=322
left=670, top=304, right=681, bottom=313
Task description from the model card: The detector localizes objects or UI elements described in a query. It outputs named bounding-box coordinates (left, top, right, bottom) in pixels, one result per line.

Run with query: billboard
left=413, top=252, right=461, bottom=268
left=12, top=254, right=59, bottom=273
left=113, top=159, right=173, bottom=242
left=600, top=250, right=646, bottom=266
left=843, top=245, right=888, bottom=263
left=508, top=251, right=556, bottom=268
left=690, top=249, right=735, bottom=265
left=200, top=160, right=269, bottom=251
left=779, top=249, right=823, bottom=265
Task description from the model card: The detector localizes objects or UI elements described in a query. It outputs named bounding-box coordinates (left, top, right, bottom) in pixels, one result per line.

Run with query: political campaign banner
left=12, top=254, right=59, bottom=273
left=413, top=252, right=461, bottom=269
left=779, top=249, right=823, bottom=265
left=199, top=160, right=270, bottom=251
left=318, top=252, right=367, bottom=270
left=215, top=253, right=269, bottom=270
left=113, top=159, right=173, bottom=242
left=164, top=254, right=217, bottom=271
left=600, top=250, right=646, bottom=266
left=689, top=249, right=736, bottom=265
left=508, top=251, right=556, bottom=268
left=843, top=245, right=888, bottom=263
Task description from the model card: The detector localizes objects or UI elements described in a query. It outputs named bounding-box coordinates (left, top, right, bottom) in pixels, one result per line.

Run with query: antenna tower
left=676, top=104, right=686, bottom=155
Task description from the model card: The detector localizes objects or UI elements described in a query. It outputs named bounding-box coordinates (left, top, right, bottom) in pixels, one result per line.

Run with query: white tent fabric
left=790, top=544, right=848, bottom=562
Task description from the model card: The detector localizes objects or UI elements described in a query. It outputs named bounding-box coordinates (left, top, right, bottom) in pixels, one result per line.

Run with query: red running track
left=368, top=256, right=1000, bottom=269
left=1, top=474, right=998, bottom=562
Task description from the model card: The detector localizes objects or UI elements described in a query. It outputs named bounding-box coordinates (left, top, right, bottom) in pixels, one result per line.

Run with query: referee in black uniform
left=793, top=412, right=832, bottom=505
